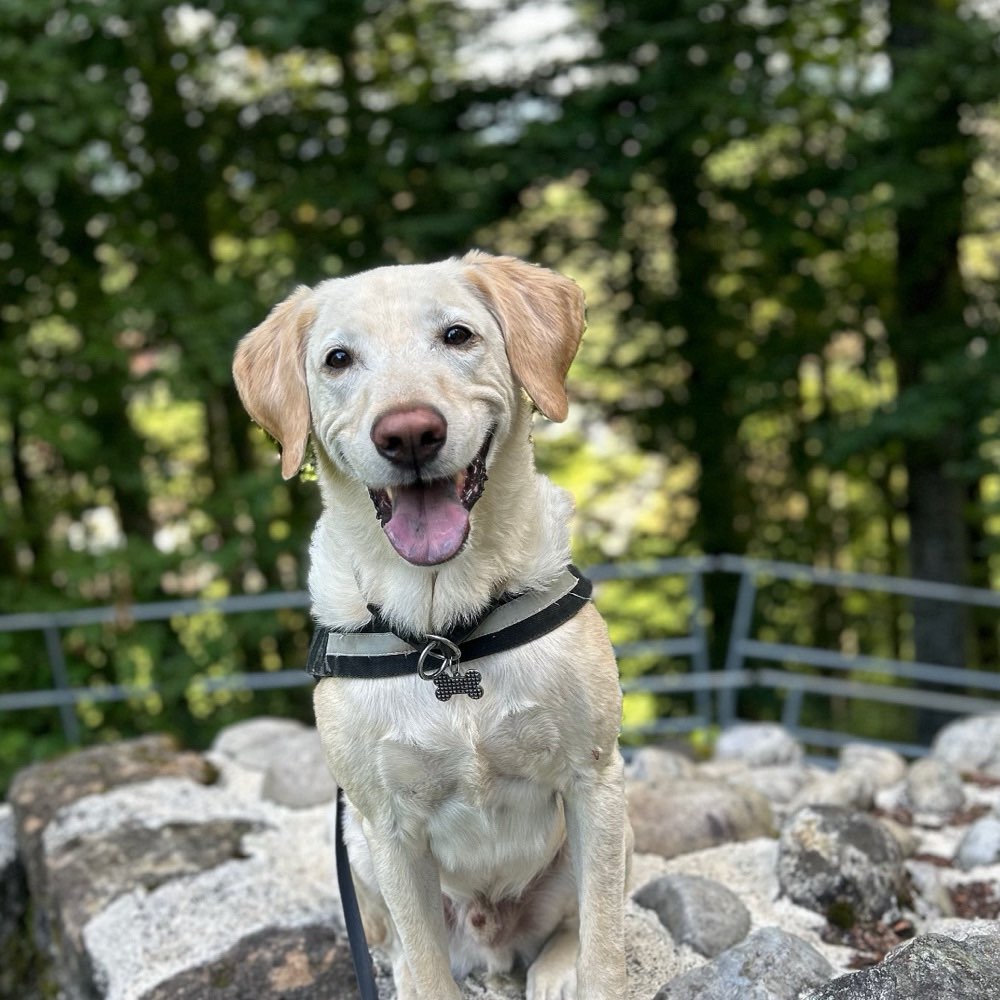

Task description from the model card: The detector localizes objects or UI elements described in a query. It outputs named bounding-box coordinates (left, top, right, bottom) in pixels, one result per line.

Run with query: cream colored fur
left=233, top=252, right=631, bottom=1000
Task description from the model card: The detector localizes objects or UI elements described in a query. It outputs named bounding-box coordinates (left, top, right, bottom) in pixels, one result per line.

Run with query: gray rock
left=634, top=837, right=790, bottom=960
left=5, top=738, right=220, bottom=1000
left=622, top=898, right=694, bottom=1000
left=211, top=716, right=313, bottom=771
left=42, top=776, right=272, bottom=857
left=0, top=803, right=24, bottom=942
left=0, top=803, right=16, bottom=856
left=0, top=802, right=38, bottom=1000
left=905, top=861, right=955, bottom=920
left=8, top=734, right=215, bottom=848
left=83, top=857, right=678, bottom=1000
left=39, top=777, right=277, bottom=999
left=48, top=785, right=267, bottom=959
left=628, top=777, right=774, bottom=859
left=23, top=722, right=1000, bottom=1000
left=634, top=873, right=751, bottom=957
left=777, top=805, right=905, bottom=923
left=789, top=770, right=875, bottom=813
left=838, top=744, right=907, bottom=790
left=955, top=815, right=1000, bottom=870
left=740, top=764, right=813, bottom=808
left=626, top=746, right=695, bottom=782
left=922, top=917, right=1000, bottom=940
left=84, top=845, right=339, bottom=1000
left=932, top=713, right=1000, bottom=777
left=696, top=758, right=751, bottom=782
left=139, top=924, right=360, bottom=1000
left=654, top=926, right=833, bottom=1000
left=879, top=817, right=919, bottom=859
left=261, top=727, right=338, bottom=808
left=715, top=724, right=804, bottom=767
left=904, top=758, right=965, bottom=816
left=6, top=735, right=216, bottom=947
left=801, top=932, right=1000, bottom=1000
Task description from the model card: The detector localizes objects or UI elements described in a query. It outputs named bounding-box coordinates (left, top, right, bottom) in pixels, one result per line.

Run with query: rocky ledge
left=4, top=715, right=1000, bottom=999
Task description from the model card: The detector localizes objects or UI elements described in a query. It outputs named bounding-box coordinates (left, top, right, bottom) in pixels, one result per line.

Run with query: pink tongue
left=383, top=479, right=470, bottom=565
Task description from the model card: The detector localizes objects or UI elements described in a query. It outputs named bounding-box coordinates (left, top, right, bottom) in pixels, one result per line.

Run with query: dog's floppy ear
left=233, top=286, right=316, bottom=479
left=462, top=251, right=585, bottom=422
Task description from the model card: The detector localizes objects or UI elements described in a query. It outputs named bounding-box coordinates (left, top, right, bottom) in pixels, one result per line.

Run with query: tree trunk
left=888, top=0, right=975, bottom=742
left=664, top=161, right=746, bottom=673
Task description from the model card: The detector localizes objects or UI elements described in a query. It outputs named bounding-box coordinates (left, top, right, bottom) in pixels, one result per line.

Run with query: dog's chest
left=376, top=704, right=566, bottom=804
left=374, top=704, right=568, bottom=886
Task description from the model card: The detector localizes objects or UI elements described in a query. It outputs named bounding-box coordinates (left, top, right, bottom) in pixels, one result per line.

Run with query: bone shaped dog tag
left=432, top=670, right=484, bottom=702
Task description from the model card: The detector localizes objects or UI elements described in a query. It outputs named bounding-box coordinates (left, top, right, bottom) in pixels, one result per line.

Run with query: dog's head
left=233, top=252, right=585, bottom=568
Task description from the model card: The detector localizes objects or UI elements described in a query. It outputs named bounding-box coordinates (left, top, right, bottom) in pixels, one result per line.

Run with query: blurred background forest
left=2, top=0, right=1000, bottom=790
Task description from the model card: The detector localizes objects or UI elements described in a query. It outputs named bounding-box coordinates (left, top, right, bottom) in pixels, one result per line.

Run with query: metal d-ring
left=417, top=634, right=463, bottom=681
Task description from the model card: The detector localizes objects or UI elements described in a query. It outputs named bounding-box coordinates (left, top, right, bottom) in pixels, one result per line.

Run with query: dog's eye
left=325, top=348, right=353, bottom=370
left=442, top=325, right=474, bottom=347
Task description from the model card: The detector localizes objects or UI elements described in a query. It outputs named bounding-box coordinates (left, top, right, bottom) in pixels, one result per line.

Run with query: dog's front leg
left=365, top=824, right=461, bottom=1000
left=564, top=754, right=628, bottom=1000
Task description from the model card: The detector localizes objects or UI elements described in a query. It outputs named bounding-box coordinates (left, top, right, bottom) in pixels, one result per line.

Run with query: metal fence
left=3, top=555, right=1000, bottom=756
left=716, top=555, right=1000, bottom=756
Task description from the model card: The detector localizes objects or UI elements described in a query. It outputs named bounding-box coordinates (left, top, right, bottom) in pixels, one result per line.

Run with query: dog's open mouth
left=368, top=433, right=492, bottom=566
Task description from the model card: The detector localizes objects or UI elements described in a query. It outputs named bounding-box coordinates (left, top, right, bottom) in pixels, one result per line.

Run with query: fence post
left=781, top=687, right=805, bottom=733
left=718, top=567, right=757, bottom=729
left=43, top=624, right=81, bottom=744
left=688, top=569, right=712, bottom=722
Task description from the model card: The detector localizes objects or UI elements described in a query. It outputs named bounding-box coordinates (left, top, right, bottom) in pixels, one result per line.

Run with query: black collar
left=306, top=566, right=592, bottom=698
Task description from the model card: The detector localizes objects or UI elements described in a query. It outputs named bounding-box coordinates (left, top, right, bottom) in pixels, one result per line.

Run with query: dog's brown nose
left=371, top=406, right=447, bottom=467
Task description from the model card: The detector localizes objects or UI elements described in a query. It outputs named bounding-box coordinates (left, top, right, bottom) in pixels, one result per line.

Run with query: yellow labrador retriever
left=233, top=251, right=630, bottom=999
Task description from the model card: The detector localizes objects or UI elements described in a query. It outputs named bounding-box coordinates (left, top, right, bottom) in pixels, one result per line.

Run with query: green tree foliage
left=1, top=0, right=999, bottom=780
left=468, top=0, right=1000, bottom=731
left=0, top=0, right=522, bottom=783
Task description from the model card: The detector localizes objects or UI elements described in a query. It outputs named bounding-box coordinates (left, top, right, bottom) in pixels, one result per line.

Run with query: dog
left=233, top=251, right=631, bottom=999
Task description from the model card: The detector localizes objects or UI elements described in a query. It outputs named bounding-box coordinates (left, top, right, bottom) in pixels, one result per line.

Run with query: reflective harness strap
left=306, top=566, right=592, bottom=680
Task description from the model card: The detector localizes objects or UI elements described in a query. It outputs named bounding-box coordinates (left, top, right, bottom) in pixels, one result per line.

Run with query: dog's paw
left=484, top=969, right=520, bottom=994
left=526, top=946, right=577, bottom=1000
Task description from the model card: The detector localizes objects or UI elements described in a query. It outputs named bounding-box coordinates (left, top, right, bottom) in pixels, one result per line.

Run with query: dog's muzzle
left=368, top=432, right=492, bottom=566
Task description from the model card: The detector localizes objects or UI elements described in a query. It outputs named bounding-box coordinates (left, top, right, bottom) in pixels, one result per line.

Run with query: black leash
left=336, top=788, right=380, bottom=999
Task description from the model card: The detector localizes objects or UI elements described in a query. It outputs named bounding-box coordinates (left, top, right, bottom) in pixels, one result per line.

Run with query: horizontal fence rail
left=2, top=555, right=999, bottom=756
left=717, top=555, right=1000, bottom=757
